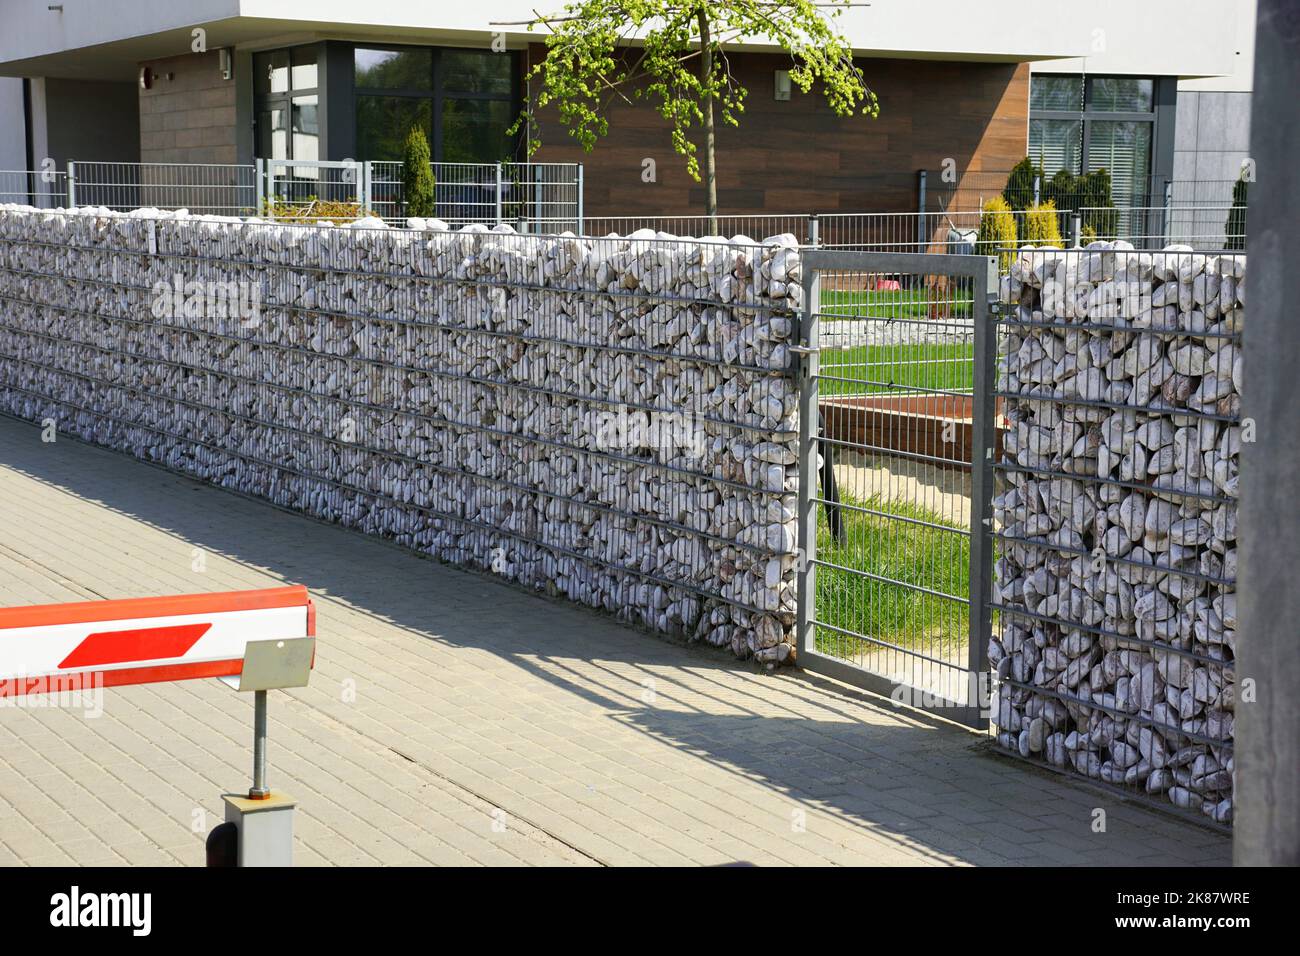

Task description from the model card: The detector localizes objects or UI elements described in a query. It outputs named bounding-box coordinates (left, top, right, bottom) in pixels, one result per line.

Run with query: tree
left=505, top=1, right=878, bottom=231
left=1002, top=157, right=1041, bottom=211
left=1023, top=200, right=1062, bottom=247
left=401, top=126, right=436, bottom=218
left=976, top=195, right=1017, bottom=271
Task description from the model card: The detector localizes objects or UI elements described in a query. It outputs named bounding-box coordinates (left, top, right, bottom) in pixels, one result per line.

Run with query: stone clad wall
left=0, top=206, right=803, bottom=662
left=993, top=244, right=1243, bottom=825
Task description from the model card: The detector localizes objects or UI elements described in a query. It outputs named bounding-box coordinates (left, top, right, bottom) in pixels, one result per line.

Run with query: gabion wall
left=992, top=244, right=1243, bottom=825
left=0, top=206, right=802, bottom=662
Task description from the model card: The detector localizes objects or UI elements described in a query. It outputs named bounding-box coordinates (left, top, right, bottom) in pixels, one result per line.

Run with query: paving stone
left=0, top=416, right=1231, bottom=866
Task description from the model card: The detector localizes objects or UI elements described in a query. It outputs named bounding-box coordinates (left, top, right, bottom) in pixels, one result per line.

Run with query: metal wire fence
left=0, top=212, right=799, bottom=656
left=68, top=161, right=259, bottom=216
left=0, top=169, right=69, bottom=208
left=364, top=161, right=582, bottom=229
left=262, top=159, right=362, bottom=213
left=796, top=250, right=995, bottom=728
left=3, top=157, right=1249, bottom=251
left=991, top=246, right=1241, bottom=826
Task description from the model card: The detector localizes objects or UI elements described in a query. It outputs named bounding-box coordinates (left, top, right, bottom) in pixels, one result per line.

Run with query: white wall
left=0, top=0, right=240, bottom=65
left=0, top=78, right=26, bottom=171
left=1029, top=0, right=1244, bottom=80
left=0, top=0, right=1239, bottom=72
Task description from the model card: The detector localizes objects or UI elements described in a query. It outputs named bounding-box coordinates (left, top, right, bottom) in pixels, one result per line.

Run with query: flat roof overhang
left=0, top=12, right=1231, bottom=84
left=0, top=14, right=1100, bottom=82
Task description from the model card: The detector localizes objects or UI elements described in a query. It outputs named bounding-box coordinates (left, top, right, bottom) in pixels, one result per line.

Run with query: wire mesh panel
left=0, top=212, right=801, bottom=662
left=580, top=214, right=811, bottom=242
left=264, top=160, right=362, bottom=215
left=818, top=212, right=986, bottom=253
left=1079, top=205, right=1244, bottom=251
left=365, top=161, right=582, bottom=229
left=0, top=169, right=69, bottom=208
left=70, top=162, right=257, bottom=215
left=795, top=250, right=998, bottom=728
left=990, top=247, right=1242, bottom=826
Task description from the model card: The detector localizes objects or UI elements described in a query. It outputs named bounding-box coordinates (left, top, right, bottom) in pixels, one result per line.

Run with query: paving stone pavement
left=0, top=414, right=1231, bottom=866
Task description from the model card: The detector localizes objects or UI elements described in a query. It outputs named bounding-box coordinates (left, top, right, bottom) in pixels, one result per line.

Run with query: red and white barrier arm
left=0, top=586, right=314, bottom=695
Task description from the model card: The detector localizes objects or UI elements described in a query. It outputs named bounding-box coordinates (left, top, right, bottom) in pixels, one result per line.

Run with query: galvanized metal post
left=65, top=161, right=76, bottom=208
left=1237, top=0, right=1300, bottom=865
left=808, top=215, right=819, bottom=248
left=966, top=255, right=999, bottom=729
left=576, top=164, right=584, bottom=232
left=1033, top=174, right=1041, bottom=206
left=250, top=689, right=269, bottom=799
left=360, top=161, right=371, bottom=211
left=494, top=162, right=503, bottom=225
left=534, top=164, right=543, bottom=225
left=794, top=263, right=821, bottom=660
left=1071, top=213, right=1082, bottom=248
left=255, top=158, right=266, bottom=214
left=915, top=170, right=927, bottom=248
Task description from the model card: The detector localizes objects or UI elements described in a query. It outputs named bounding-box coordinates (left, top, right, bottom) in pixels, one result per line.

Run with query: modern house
left=0, top=0, right=1253, bottom=221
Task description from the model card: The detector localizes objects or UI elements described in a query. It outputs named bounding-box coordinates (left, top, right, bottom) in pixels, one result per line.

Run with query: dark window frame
left=350, top=42, right=521, bottom=163
left=253, top=44, right=323, bottom=162
left=1029, top=73, right=1175, bottom=205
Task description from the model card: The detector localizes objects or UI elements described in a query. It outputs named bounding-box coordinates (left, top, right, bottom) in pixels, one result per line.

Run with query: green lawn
left=818, top=342, right=973, bottom=396
left=818, top=287, right=973, bottom=321
left=814, top=493, right=969, bottom=660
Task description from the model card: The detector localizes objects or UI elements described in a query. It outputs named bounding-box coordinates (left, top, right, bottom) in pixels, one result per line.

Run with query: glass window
left=291, top=47, right=318, bottom=91
left=1029, top=119, right=1083, bottom=177
left=355, top=48, right=433, bottom=90
left=292, top=95, right=319, bottom=162
left=442, top=50, right=513, bottom=96
left=255, top=50, right=290, bottom=95
left=356, top=95, right=434, bottom=161
left=257, top=106, right=288, bottom=160
left=1087, top=120, right=1152, bottom=204
left=1088, top=78, right=1153, bottom=112
left=442, top=98, right=514, bottom=163
left=1029, top=75, right=1082, bottom=112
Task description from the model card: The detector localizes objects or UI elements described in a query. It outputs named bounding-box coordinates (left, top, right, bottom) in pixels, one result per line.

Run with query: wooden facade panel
left=529, top=45, right=1028, bottom=217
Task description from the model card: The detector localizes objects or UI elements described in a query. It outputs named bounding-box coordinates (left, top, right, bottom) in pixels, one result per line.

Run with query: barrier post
left=0, top=585, right=315, bottom=868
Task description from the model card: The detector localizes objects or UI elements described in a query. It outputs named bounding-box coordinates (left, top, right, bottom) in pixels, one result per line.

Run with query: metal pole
left=808, top=215, right=819, bottom=248
left=534, top=164, right=543, bottom=225
left=1033, top=174, right=1041, bottom=206
left=250, top=689, right=269, bottom=799
left=916, top=170, right=927, bottom=249
left=1236, top=0, right=1300, bottom=866
left=576, top=164, right=584, bottom=232
left=66, top=161, right=76, bottom=208
left=1071, top=213, right=1082, bottom=248
left=966, top=255, right=998, bottom=730
left=794, top=263, right=820, bottom=661
left=494, top=162, right=502, bottom=225
left=254, top=158, right=265, bottom=216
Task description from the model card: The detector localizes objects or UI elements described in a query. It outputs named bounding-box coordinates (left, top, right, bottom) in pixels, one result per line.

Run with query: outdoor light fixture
left=139, top=66, right=153, bottom=90
left=219, top=47, right=233, bottom=80
left=774, top=70, right=792, bottom=101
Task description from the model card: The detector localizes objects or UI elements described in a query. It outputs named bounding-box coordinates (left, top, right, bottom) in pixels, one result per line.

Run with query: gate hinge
left=788, top=344, right=819, bottom=355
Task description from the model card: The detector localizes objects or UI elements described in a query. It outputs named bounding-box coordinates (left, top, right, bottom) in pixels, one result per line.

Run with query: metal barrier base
left=222, top=792, right=296, bottom=867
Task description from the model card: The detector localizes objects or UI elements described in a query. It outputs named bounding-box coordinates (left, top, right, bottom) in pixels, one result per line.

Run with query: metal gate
left=260, top=159, right=364, bottom=213
left=795, top=250, right=999, bottom=728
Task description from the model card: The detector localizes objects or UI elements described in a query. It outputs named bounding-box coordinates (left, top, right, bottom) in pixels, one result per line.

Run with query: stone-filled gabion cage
left=0, top=206, right=803, bottom=662
left=992, top=245, right=1243, bottom=825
